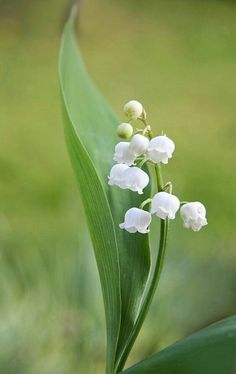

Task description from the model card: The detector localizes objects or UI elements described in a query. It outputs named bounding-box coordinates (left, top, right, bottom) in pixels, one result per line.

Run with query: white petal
left=113, top=142, right=136, bottom=166
left=129, top=134, right=149, bottom=156
left=119, top=208, right=152, bottom=234
left=120, top=167, right=149, bottom=194
left=180, top=202, right=207, bottom=232
left=151, top=191, right=180, bottom=220
left=147, top=136, right=175, bottom=164
left=108, top=164, right=129, bottom=186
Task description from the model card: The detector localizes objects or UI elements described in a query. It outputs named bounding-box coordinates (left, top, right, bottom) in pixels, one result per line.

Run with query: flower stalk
left=108, top=99, right=208, bottom=372
left=115, top=158, right=169, bottom=373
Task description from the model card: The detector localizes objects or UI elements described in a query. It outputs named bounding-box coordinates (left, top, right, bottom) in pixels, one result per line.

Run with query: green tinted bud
left=123, top=100, right=143, bottom=120
left=117, top=123, right=133, bottom=139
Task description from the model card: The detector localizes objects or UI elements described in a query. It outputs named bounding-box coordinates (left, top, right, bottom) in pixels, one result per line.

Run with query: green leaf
left=59, top=8, right=152, bottom=373
left=122, top=315, right=236, bottom=374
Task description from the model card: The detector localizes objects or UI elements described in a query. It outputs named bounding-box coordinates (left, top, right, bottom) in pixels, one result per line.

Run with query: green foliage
left=123, top=316, right=236, bottom=373
left=59, top=5, right=236, bottom=374
left=1, top=0, right=236, bottom=372
left=59, top=8, right=152, bottom=373
left=59, top=7, right=236, bottom=374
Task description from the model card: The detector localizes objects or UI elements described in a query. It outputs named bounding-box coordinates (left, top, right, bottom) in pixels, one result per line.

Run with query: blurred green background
left=1, top=0, right=236, bottom=372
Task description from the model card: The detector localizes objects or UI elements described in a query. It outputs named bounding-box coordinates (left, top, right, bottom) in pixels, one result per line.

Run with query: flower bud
left=113, top=142, right=136, bottom=166
left=120, top=166, right=149, bottom=194
left=147, top=135, right=175, bottom=164
left=108, top=164, right=129, bottom=187
left=123, top=100, right=143, bottom=120
left=119, top=208, right=152, bottom=234
left=117, top=123, right=133, bottom=139
left=151, top=191, right=180, bottom=219
left=180, top=202, right=207, bottom=232
left=129, top=134, right=149, bottom=156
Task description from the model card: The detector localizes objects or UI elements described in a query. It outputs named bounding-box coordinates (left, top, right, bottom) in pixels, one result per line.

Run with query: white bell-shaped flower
left=108, top=164, right=129, bottom=187
left=113, top=142, right=136, bottom=166
left=129, top=134, right=149, bottom=156
left=180, top=202, right=208, bottom=232
left=120, top=167, right=149, bottom=194
left=123, top=100, right=143, bottom=120
left=147, top=135, right=175, bottom=164
left=119, top=208, right=152, bottom=234
left=151, top=191, right=180, bottom=219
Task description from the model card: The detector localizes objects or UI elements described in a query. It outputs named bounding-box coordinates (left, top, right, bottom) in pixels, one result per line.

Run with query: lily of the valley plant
left=109, top=100, right=207, bottom=234
left=60, top=11, right=236, bottom=374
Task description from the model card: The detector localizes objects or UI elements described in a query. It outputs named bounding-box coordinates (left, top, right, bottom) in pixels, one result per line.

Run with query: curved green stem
left=162, top=181, right=172, bottom=194
left=180, top=201, right=189, bottom=206
left=138, top=157, right=148, bottom=169
left=140, top=198, right=152, bottom=210
left=115, top=164, right=169, bottom=373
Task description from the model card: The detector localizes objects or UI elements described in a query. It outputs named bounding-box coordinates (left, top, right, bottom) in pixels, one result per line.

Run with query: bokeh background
left=1, top=0, right=236, bottom=372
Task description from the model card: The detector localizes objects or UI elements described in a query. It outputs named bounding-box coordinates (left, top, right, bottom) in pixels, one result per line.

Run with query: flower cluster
left=108, top=100, right=208, bottom=234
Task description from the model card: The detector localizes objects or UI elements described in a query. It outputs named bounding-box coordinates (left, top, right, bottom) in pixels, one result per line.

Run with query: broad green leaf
left=123, top=315, right=236, bottom=374
left=59, top=8, right=151, bottom=372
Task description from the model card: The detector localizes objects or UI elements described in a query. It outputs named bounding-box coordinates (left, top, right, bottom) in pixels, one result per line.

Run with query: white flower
left=108, top=164, right=129, bottom=187
left=151, top=191, right=180, bottom=219
left=117, top=123, right=133, bottom=139
left=123, top=100, right=143, bottom=120
left=180, top=202, right=208, bottom=232
left=119, top=208, right=152, bottom=234
left=120, top=167, right=149, bottom=194
left=113, top=142, right=136, bottom=166
left=129, top=134, right=149, bottom=156
left=147, top=135, right=175, bottom=164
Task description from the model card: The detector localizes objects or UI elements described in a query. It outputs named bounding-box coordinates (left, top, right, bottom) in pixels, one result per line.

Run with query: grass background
left=0, top=0, right=236, bottom=372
